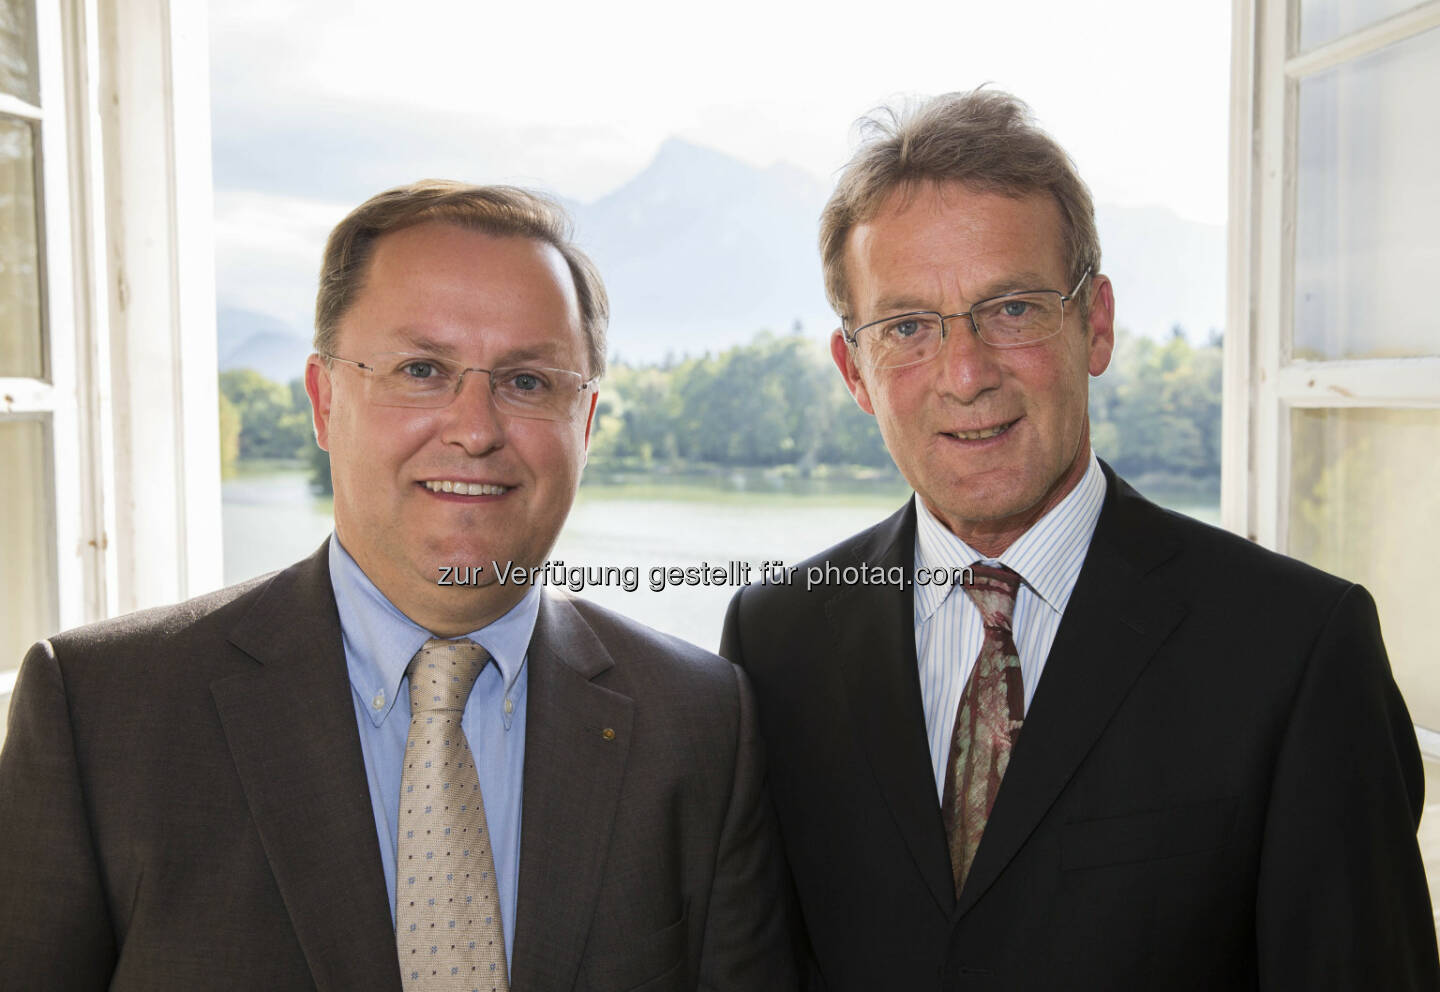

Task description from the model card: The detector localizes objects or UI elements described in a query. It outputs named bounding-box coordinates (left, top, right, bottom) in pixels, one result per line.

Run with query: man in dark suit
left=721, top=89, right=1440, bottom=989
left=0, top=181, right=795, bottom=990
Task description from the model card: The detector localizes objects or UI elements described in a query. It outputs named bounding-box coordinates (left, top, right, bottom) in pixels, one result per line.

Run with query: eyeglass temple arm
left=319, top=352, right=375, bottom=372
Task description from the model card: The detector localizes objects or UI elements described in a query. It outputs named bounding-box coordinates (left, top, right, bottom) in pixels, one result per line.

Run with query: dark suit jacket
left=0, top=540, right=796, bottom=991
left=721, top=465, right=1439, bottom=991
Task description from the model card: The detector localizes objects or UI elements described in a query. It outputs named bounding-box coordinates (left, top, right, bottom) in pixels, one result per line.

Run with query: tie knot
left=961, top=564, right=1022, bottom=633
left=406, top=638, right=489, bottom=715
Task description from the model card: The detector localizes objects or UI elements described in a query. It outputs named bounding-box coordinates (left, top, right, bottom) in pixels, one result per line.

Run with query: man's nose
left=933, top=318, right=1003, bottom=403
left=438, top=370, right=505, bottom=454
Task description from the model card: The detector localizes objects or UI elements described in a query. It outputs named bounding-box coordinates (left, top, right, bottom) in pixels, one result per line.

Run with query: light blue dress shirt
left=328, top=537, right=535, bottom=968
left=913, top=452, right=1107, bottom=801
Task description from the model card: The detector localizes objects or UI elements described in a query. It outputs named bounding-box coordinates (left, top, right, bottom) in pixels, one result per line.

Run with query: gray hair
left=819, top=88, right=1100, bottom=321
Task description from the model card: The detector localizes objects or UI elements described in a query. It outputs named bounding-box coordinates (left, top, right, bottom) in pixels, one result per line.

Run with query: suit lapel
left=212, top=542, right=401, bottom=992
left=829, top=504, right=957, bottom=916
left=509, top=594, right=634, bottom=990
left=955, top=468, right=1189, bottom=919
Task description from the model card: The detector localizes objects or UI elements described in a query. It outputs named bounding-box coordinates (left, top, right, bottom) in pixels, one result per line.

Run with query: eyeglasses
left=843, top=269, right=1092, bottom=371
left=322, top=352, right=597, bottom=422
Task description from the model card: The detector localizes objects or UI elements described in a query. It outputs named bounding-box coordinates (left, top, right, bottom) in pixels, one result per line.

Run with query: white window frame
left=1, top=0, right=90, bottom=691
left=92, top=0, right=223, bottom=613
left=1225, top=0, right=1440, bottom=735
left=2, top=0, right=223, bottom=698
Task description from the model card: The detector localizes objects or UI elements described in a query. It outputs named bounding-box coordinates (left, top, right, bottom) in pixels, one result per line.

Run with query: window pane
left=0, top=418, right=56, bottom=685
left=1299, top=0, right=1427, bottom=52
left=0, top=112, right=42, bottom=378
left=1421, top=754, right=1440, bottom=930
left=1289, top=407, right=1440, bottom=728
left=1293, top=28, right=1440, bottom=361
left=0, top=0, right=38, bottom=105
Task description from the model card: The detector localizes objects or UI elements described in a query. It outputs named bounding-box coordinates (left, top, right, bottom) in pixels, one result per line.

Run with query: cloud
left=207, top=0, right=1230, bottom=224
left=213, top=191, right=351, bottom=332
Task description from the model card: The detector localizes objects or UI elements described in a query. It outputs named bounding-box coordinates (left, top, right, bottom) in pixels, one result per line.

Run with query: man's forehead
left=339, top=224, right=584, bottom=356
left=382, top=326, right=572, bottom=356
left=845, top=185, right=1067, bottom=299
left=857, top=181, right=1061, bottom=238
left=333, top=323, right=584, bottom=370
left=367, top=222, right=574, bottom=290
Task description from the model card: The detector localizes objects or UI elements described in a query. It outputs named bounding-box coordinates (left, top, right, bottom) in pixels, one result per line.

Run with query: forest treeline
left=219, top=326, right=1221, bottom=500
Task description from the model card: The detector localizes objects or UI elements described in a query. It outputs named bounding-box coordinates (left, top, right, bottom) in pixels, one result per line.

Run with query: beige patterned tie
left=396, top=639, right=509, bottom=992
left=941, top=564, right=1025, bottom=897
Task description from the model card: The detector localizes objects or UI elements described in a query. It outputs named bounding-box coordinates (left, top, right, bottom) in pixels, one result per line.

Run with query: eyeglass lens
left=859, top=291, right=1067, bottom=369
left=365, top=355, right=586, bottom=421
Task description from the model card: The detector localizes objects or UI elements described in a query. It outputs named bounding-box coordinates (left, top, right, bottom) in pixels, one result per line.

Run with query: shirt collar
left=328, top=535, right=542, bottom=727
left=913, top=450, right=1106, bottom=622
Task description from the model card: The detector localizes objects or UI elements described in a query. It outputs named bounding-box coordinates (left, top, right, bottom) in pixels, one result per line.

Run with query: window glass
left=0, top=418, right=57, bottom=696
left=1289, top=407, right=1440, bottom=728
left=0, top=112, right=42, bottom=377
left=210, top=2, right=1233, bottom=646
left=1420, top=755, right=1440, bottom=930
left=1299, top=0, right=1426, bottom=52
left=1293, top=28, right=1440, bottom=361
left=0, top=0, right=38, bottom=104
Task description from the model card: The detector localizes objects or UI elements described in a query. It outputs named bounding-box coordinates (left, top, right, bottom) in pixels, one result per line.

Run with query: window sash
left=1232, top=0, right=1440, bottom=745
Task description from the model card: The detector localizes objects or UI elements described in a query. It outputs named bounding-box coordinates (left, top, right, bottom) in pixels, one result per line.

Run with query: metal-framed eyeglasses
left=842, top=269, right=1092, bottom=371
left=321, top=352, right=598, bottom=422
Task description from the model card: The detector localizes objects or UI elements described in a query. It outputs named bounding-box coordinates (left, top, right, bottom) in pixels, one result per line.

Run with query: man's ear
left=830, top=329, right=875, bottom=415
left=581, top=389, right=599, bottom=461
left=1086, top=275, right=1116, bottom=377
left=304, top=354, right=333, bottom=451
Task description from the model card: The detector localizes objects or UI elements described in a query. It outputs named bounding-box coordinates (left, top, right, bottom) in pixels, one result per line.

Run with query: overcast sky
left=208, top=0, right=1231, bottom=337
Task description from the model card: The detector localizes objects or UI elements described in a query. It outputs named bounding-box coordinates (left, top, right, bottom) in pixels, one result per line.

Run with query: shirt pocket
left=1060, top=797, right=1234, bottom=871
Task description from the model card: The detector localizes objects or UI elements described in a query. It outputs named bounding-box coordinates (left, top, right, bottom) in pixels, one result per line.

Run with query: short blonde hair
left=315, top=180, right=609, bottom=376
left=820, top=88, right=1100, bottom=322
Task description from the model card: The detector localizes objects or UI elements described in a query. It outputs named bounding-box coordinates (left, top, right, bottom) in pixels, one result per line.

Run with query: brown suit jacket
left=0, top=541, right=796, bottom=990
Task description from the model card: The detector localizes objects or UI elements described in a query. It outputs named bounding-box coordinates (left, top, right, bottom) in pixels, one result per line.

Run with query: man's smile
left=420, top=479, right=512, bottom=496
left=940, top=417, right=1020, bottom=442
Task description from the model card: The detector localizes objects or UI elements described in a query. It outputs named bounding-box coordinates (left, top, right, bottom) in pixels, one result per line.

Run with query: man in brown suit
left=0, top=181, right=795, bottom=991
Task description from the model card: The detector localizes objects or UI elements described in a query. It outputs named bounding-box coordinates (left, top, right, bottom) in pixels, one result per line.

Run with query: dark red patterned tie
left=941, top=564, right=1025, bottom=897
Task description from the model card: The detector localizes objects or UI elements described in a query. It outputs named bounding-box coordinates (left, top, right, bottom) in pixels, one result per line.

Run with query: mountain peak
left=591, top=136, right=827, bottom=216
left=654, top=135, right=739, bottom=164
left=633, top=136, right=754, bottom=191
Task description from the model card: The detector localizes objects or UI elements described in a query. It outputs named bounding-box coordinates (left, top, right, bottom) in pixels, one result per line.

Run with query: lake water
left=222, top=467, right=1220, bottom=653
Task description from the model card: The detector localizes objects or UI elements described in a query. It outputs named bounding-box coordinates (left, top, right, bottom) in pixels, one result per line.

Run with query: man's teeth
left=424, top=481, right=508, bottom=496
left=950, top=423, right=1011, bottom=440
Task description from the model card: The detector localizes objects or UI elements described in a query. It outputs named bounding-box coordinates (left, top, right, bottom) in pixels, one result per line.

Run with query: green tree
left=218, top=369, right=315, bottom=462
left=588, top=331, right=894, bottom=473
left=309, top=443, right=332, bottom=495
left=589, top=364, right=681, bottom=466
left=218, top=391, right=241, bottom=479
left=1089, top=328, right=1221, bottom=497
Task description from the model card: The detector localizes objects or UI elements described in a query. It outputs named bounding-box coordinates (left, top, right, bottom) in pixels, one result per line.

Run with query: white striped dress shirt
left=914, top=452, right=1107, bottom=801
